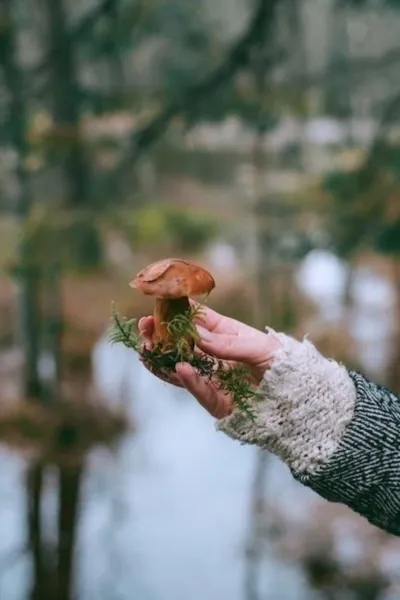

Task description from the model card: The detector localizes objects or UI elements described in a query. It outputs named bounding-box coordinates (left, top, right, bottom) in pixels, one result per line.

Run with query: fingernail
left=175, top=362, right=185, bottom=376
left=196, top=325, right=213, bottom=342
left=175, top=362, right=194, bottom=380
left=173, top=365, right=185, bottom=386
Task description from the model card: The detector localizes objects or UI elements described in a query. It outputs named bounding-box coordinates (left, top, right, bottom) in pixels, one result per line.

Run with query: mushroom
left=130, top=258, right=215, bottom=348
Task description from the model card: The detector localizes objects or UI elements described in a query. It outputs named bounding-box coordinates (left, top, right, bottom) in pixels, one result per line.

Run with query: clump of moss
left=109, top=303, right=259, bottom=419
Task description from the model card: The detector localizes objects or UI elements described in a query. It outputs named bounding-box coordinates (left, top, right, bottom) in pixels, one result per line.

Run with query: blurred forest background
left=1, top=0, right=400, bottom=598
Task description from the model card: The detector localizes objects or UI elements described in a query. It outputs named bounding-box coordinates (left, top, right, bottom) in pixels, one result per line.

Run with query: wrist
left=251, top=327, right=283, bottom=383
left=216, top=330, right=356, bottom=476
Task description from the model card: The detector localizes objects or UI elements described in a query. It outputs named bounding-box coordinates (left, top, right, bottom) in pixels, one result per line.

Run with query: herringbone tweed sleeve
left=217, top=331, right=400, bottom=535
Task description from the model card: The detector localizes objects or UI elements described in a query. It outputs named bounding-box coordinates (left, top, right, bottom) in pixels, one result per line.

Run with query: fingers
left=190, top=301, right=240, bottom=336
left=137, top=313, right=234, bottom=417
left=140, top=355, right=184, bottom=388
left=175, top=363, right=233, bottom=419
left=138, top=316, right=154, bottom=337
left=141, top=302, right=243, bottom=337
left=139, top=316, right=181, bottom=386
left=138, top=316, right=154, bottom=349
left=137, top=315, right=180, bottom=389
left=195, top=325, right=267, bottom=364
left=157, top=369, right=184, bottom=388
left=137, top=310, right=265, bottom=400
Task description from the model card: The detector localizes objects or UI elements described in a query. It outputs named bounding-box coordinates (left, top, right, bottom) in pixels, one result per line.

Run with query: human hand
left=138, top=304, right=282, bottom=419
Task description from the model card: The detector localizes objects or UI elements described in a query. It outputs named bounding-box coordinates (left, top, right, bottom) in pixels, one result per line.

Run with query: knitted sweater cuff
left=216, top=330, right=357, bottom=475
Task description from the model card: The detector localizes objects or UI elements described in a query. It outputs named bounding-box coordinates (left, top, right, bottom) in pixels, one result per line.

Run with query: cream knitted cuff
left=216, top=330, right=357, bottom=475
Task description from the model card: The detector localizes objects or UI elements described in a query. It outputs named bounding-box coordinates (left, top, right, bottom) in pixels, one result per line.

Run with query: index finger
left=190, top=301, right=241, bottom=336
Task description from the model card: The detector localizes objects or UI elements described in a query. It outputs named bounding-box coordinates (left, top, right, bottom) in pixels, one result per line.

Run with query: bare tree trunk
left=44, top=0, right=102, bottom=268
left=44, top=0, right=88, bottom=207
left=243, top=6, right=280, bottom=597
left=0, top=5, right=51, bottom=599
left=326, top=2, right=354, bottom=143
left=0, top=0, right=42, bottom=400
left=250, top=35, right=272, bottom=330
left=57, top=465, right=83, bottom=600
left=42, top=4, right=91, bottom=593
left=286, top=0, right=309, bottom=171
left=42, top=264, right=63, bottom=397
left=107, top=0, right=125, bottom=99
left=342, top=261, right=356, bottom=332
left=244, top=451, right=269, bottom=600
left=27, top=465, right=54, bottom=600
left=387, top=258, right=400, bottom=394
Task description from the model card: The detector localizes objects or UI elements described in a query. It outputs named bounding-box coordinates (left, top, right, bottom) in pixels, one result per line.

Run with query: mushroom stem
left=131, top=258, right=214, bottom=350
left=153, top=296, right=191, bottom=347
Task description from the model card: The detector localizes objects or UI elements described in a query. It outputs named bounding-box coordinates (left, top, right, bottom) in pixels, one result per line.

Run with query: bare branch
left=364, top=91, right=400, bottom=169
left=112, top=0, right=280, bottom=177
left=106, top=2, right=400, bottom=193
left=344, top=90, right=400, bottom=190
left=31, top=0, right=114, bottom=81
left=297, top=46, right=400, bottom=89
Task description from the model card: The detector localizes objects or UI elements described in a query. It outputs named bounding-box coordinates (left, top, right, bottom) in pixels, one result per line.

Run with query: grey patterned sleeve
left=296, top=371, right=400, bottom=535
left=216, top=330, right=400, bottom=535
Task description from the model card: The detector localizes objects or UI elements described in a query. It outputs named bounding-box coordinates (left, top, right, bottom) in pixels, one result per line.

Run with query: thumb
left=196, top=325, right=259, bottom=364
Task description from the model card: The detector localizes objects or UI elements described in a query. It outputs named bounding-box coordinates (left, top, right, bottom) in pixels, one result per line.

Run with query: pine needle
left=109, top=301, right=140, bottom=350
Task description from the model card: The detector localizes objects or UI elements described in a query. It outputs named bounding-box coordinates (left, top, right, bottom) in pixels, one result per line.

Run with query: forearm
left=217, top=331, right=400, bottom=535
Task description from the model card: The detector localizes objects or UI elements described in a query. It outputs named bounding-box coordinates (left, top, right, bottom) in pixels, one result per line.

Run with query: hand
left=138, top=304, right=282, bottom=419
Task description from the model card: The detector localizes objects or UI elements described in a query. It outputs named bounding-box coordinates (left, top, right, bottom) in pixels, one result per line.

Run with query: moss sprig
left=109, top=303, right=259, bottom=419
left=109, top=303, right=140, bottom=350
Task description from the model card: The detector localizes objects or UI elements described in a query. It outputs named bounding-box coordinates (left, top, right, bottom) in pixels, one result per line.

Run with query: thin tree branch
left=105, top=3, right=400, bottom=193
left=112, top=0, right=280, bottom=177
left=79, top=39, right=400, bottom=105
left=343, top=89, right=400, bottom=193
left=299, top=46, right=400, bottom=89
left=329, top=90, right=400, bottom=255
left=32, top=0, right=114, bottom=81
left=363, top=90, right=400, bottom=169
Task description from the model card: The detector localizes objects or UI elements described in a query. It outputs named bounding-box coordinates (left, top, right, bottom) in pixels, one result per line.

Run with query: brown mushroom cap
left=130, top=258, right=215, bottom=299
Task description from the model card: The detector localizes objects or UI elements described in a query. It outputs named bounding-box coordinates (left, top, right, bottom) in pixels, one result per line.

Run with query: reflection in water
left=0, top=343, right=306, bottom=600
left=298, top=250, right=396, bottom=378
left=89, top=342, right=307, bottom=600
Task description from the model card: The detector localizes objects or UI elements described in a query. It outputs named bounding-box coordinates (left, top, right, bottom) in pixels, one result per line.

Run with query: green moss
left=109, top=303, right=259, bottom=419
